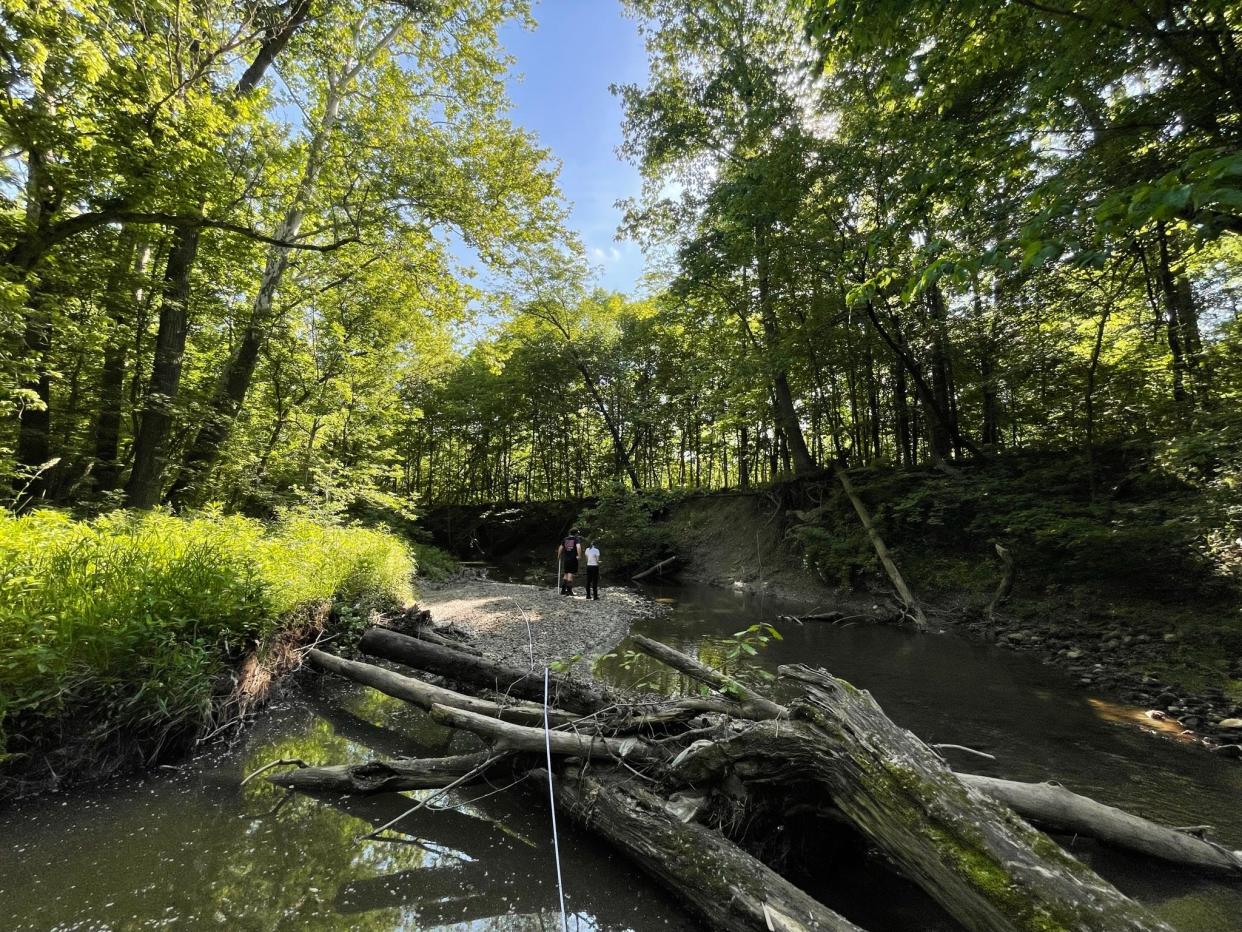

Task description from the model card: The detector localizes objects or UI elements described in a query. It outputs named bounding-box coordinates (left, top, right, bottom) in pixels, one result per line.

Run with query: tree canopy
left=2, top=0, right=1239, bottom=511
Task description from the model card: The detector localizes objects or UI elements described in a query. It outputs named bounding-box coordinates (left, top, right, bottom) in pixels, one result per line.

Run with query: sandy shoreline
left=417, top=577, right=664, bottom=669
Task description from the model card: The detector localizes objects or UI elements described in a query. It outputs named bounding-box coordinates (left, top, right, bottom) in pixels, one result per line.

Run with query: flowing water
left=3, top=582, right=1241, bottom=931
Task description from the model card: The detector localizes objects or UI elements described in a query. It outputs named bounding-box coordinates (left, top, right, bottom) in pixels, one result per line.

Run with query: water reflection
left=3, top=582, right=1241, bottom=931
left=602, top=582, right=1242, bottom=931
left=0, top=681, right=695, bottom=932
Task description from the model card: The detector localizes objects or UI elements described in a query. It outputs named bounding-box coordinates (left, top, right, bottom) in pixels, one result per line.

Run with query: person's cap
left=571, top=527, right=580, bottom=534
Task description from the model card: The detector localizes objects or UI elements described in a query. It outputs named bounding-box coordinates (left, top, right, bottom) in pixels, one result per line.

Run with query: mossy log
left=959, top=773, right=1242, bottom=876
left=267, top=751, right=494, bottom=794
left=305, top=648, right=579, bottom=726
left=273, top=627, right=1220, bottom=932
left=428, top=702, right=660, bottom=760
left=550, top=767, right=864, bottom=932
left=358, top=627, right=613, bottom=713
left=674, top=664, right=1173, bottom=932
left=630, top=633, right=788, bottom=720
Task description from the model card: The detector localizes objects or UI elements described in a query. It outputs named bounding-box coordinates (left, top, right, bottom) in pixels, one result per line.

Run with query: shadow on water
left=2, top=580, right=1241, bottom=930
left=597, top=581, right=1242, bottom=932
left=0, top=678, right=696, bottom=932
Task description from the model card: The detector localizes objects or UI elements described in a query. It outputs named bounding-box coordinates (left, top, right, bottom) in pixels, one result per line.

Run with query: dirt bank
left=657, top=482, right=1242, bottom=755
left=417, top=578, right=663, bottom=669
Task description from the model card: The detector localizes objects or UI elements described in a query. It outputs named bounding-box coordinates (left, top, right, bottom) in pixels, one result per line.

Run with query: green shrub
left=0, top=509, right=413, bottom=775
left=410, top=542, right=458, bottom=581
left=575, top=485, right=676, bottom=573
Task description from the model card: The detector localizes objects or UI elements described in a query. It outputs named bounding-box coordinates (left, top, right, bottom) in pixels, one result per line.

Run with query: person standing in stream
left=557, top=528, right=582, bottom=596
left=584, top=540, right=601, bottom=600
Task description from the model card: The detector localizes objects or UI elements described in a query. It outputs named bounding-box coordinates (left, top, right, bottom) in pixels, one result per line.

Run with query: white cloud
left=591, top=246, right=622, bottom=263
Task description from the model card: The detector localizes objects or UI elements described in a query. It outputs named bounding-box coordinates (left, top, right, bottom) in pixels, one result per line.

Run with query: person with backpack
left=557, top=528, right=582, bottom=596
left=584, top=539, right=601, bottom=600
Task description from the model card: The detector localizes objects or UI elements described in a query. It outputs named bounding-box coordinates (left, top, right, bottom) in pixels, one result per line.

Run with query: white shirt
left=585, top=546, right=600, bottom=566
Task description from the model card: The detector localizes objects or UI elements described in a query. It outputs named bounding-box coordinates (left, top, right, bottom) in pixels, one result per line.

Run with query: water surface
left=2, top=582, right=1240, bottom=931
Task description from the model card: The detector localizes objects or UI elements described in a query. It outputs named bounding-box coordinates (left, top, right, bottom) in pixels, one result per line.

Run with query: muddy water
left=2, top=583, right=1240, bottom=931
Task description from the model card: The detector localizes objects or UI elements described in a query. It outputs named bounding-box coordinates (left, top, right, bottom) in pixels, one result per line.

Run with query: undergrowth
left=0, top=508, right=414, bottom=790
left=575, top=484, right=679, bottom=573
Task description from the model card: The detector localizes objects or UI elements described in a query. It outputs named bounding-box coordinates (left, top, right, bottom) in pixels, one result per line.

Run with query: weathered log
left=830, top=463, right=927, bottom=630
left=959, top=773, right=1242, bottom=876
left=675, top=664, right=1173, bottom=932
left=630, top=633, right=788, bottom=720
left=267, top=634, right=1203, bottom=932
left=428, top=703, right=659, bottom=761
left=305, top=649, right=579, bottom=727
left=358, top=627, right=613, bottom=713
left=407, top=623, right=483, bottom=656
left=632, top=555, right=679, bottom=581
left=549, top=767, right=865, bottom=932
left=986, top=542, right=1015, bottom=618
left=780, top=611, right=845, bottom=624
left=267, top=751, right=495, bottom=794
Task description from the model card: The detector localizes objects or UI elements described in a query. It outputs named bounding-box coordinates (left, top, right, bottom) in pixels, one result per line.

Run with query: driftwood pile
left=259, top=619, right=1242, bottom=931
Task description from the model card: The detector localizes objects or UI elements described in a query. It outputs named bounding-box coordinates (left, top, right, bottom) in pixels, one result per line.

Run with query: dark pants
left=586, top=565, right=599, bottom=598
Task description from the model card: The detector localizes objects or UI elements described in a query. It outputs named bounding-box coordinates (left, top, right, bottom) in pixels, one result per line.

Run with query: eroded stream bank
left=3, top=582, right=1241, bottom=931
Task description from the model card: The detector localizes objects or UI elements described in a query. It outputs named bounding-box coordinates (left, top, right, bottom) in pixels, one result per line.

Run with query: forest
left=1, top=0, right=1238, bottom=511
left=2, top=1, right=1242, bottom=931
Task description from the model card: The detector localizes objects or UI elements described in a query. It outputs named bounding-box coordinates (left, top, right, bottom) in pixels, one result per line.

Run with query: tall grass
left=0, top=509, right=414, bottom=784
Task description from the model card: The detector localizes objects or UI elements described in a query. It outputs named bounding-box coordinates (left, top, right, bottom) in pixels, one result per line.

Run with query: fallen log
left=266, top=630, right=1207, bottom=932
left=428, top=703, right=660, bottom=762
left=830, top=463, right=927, bottom=630
left=779, top=611, right=844, bottom=624
left=406, top=623, right=483, bottom=656
left=267, top=751, right=495, bottom=794
left=630, top=633, right=788, bottom=720
left=986, top=542, right=1015, bottom=618
left=305, top=649, right=580, bottom=727
left=959, top=773, right=1242, bottom=876
left=358, top=627, right=613, bottom=714
left=675, top=664, right=1174, bottom=932
left=550, top=767, right=864, bottom=932
left=632, top=555, right=679, bottom=582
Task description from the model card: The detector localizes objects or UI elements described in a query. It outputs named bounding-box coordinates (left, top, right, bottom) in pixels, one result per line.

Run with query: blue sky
left=499, top=1, right=648, bottom=294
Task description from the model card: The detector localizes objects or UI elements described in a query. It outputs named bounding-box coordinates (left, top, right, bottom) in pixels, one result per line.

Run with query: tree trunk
left=865, top=302, right=984, bottom=462
left=170, top=47, right=385, bottom=505
left=120, top=6, right=316, bottom=507
left=307, top=648, right=581, bottom=726
left=276, top=628, right=1193, bottom=932
left=756, top=227, right=815, bottom=474
left=124, top=223, right=201, bottom=508
left=1155, top=223, right=1191, bottom=410
left=892, top=351, right=912, bottom=466
left=552, top=767, right=865, bottom=932
left=268, top=751, right=495, bottom=794
left=675, top=664, right=1174, bottom=932
left=958, top=774, right=1242, bottom=876
left=358, top=627, right=615, bottom=714
left=630, top=632, right=787, bottom=719
left=93, top=234, right=152, bottom=494
left=926, top=285, right=956, bottom=463
left=631, top=555, right=680, bottom=582
left=830, top=463, right=928, bottom=629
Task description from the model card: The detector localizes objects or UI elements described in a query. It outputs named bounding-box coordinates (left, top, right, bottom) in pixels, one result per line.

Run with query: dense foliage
left=0, top=508, right=413, bottom=783
left=4, top=0, right=1238, bottom=519
left=1, top=0, right=565, bottom=512
left=402, top=0, right=1241, bottom=517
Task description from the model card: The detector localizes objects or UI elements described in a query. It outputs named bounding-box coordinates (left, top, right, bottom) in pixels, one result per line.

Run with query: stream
left=2, top=582, right=1241, bottom=931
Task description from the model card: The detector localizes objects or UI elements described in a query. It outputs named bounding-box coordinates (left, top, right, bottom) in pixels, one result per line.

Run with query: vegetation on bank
left=0, top=509, right=415, bottom=794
